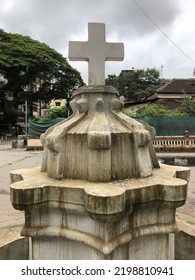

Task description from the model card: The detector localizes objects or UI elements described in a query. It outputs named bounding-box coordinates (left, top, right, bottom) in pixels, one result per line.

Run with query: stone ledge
left=8, top=164, right=190, bottom=259
left=10, top=164, right=189, bottom=217
left=26, top=139, right=43, bottom=151
left=176, top=213, right=195, bottom=237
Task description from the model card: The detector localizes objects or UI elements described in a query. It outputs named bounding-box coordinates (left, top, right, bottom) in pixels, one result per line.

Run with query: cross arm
left=69, top=41, right=89, bottom=61
left=105, top=43, right=124, bottom=61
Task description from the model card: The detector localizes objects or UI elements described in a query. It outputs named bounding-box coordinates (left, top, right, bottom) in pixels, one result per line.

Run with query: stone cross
left=68, top=22, right=124, bottom=85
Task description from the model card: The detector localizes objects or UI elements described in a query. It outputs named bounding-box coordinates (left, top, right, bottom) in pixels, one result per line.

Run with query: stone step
left=26, top=139, right=43, bottom=151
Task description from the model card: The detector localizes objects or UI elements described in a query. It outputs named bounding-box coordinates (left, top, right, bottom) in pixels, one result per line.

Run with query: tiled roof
left=157, top=79, right=195, bottom=94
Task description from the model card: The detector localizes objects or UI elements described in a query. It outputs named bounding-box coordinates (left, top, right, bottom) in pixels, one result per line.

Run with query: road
left=0, top=140, right=195, bottom=246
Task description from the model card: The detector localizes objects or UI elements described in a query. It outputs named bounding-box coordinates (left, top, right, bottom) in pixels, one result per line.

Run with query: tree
left=181, top=94, right=195, bottom=116
left=0, top=29, right=84, bottom=133
left=109, top=68, right=168, bottom=101
left=135, top=104, right=187, bottom=117
left=34, top=106, right=67, bottom=123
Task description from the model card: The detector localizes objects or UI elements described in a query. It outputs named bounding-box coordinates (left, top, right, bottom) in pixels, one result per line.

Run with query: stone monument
left=10, top=22, right=190, bottom=259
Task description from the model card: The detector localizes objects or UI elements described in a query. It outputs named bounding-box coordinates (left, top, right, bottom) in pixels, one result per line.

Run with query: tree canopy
left=124, top=95, right=195, bottom=117
left=34, top=106, right=67, bottom=123
left=181, top=94, right=195, bottom=116
left=106, top=68, right=168, bottom=101
left=135, top=104, right=187, bottom=117
left=0, top=29, right=84, bottom=132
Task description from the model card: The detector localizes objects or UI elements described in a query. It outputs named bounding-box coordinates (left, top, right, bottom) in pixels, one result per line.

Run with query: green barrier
left=28, top=117, right=65, bottom=138
left=135, top=116, right=195, bottom=136
left=28, top=116, right=195, bottom=138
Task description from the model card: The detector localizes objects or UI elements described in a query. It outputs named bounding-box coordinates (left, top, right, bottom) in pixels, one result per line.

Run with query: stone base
left=10, top=164, right=189, bottom=260
left=31, top=234, right=174, bottom=260
left=26, top=139, right=43, bottom=151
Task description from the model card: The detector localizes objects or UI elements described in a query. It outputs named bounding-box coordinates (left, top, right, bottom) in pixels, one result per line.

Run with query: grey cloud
left=0, top=0, right=182, bottom=46
left=0, top=0, right=189, bottom=79
left=107, top=0, right=182, bottom=39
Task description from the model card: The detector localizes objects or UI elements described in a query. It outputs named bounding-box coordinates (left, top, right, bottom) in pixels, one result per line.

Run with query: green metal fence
left=28, top=116, right=195, bottom=138
left=135, top=116, right=195, bottom=136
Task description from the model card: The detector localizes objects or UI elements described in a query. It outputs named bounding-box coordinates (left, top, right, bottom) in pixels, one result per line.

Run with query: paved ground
left=0, top=141, right=195, bottom=247
left=0, top=141, right=42, bottom=246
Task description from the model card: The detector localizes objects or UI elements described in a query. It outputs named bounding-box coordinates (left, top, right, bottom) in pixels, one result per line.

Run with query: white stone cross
left=68, top=22, right=124, bottom=85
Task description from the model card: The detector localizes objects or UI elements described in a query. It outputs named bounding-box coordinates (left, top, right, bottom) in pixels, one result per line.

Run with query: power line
left=131, top=0, right=195, bottom=64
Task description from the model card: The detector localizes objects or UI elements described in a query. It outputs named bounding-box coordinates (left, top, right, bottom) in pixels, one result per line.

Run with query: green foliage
left=121, top=108, right=135, bottom=117
left=5, top=107, right=19, bottom=124
left=34, top=106, right=67, bottom=123
left=186, top=220, right=195, bottom=225
left=110, top=68, right=168, bottom=101
left=107, top=74, right=117, bottom=80
left=0, top=29, right=84, bottom=131
left=0, top=29, right=84, bottom=101
left=181, top=94, right=195, bottom=116
left=136, top=104, right=187, bottom=117
left=124, top=92, right=195, bottom=118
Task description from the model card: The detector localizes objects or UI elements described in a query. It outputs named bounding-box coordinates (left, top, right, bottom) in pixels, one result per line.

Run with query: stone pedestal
left=9, top=24, right=190, bottom=260
left=10, top=164, right=189, bottom=260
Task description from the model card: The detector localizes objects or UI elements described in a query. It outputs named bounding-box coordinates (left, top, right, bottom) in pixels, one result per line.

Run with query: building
left=0, top=75, right=49, bottom=135
left=144, top=78, right=195, bottom=110
left=49, top=99, right=66, bottom=108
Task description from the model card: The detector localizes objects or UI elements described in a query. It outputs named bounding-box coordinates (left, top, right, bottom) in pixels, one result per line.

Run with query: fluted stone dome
left=41, top=85, right=159, bottom=182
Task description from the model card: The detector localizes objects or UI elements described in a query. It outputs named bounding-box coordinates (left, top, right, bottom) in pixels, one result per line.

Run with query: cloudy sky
left=0, top=0, right=195, bottom=83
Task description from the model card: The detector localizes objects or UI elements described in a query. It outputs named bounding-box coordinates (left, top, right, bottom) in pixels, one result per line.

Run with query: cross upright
left=68, top=22, right=124, bottom=85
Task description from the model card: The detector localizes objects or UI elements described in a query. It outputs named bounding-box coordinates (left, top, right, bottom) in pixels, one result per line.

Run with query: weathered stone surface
left=0, top=238, right=29, bottom=260
left=10, top=164, right=189, bottom=259
left=69, top=23, right=124, bottom=85
left=26, top=138, right=43, bottom=151
left=9, top=22, right=190, bottom=260
left=41, top=85, right=159, bottom=181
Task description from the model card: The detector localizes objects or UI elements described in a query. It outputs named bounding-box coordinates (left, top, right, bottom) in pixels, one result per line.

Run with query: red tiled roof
left=157, top=79, right=195, bottom=94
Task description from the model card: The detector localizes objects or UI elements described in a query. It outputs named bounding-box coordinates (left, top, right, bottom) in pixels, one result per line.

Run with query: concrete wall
left=0, top=233, right=195, bottom=260
left=0, top=237, right=29, bottom=260
left=175, top=231, right=195, bottom=260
